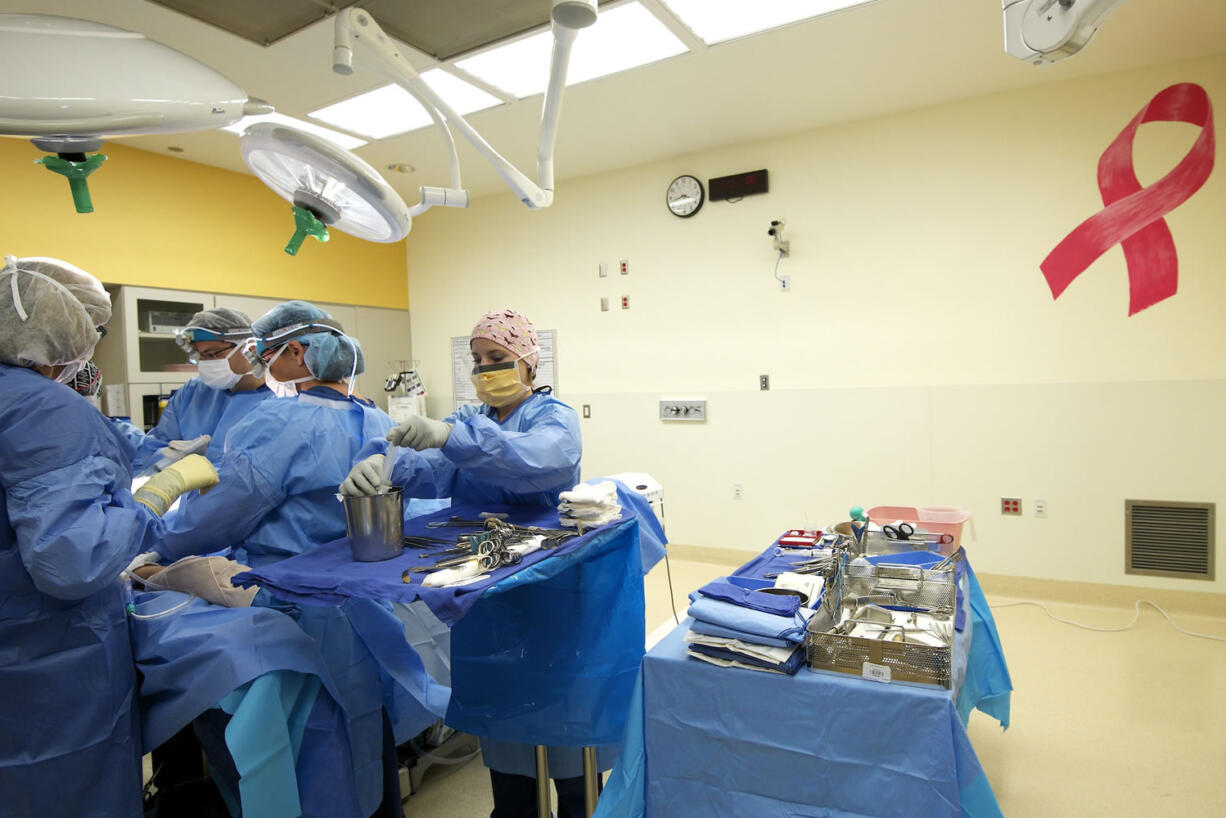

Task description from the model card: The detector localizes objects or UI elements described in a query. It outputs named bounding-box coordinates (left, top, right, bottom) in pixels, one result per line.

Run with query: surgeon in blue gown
left=147, top=300, right=447, bottom=817
left=343, top=308, right=602, bottom=818
left=0, top=256, right=214, bottom=818
left=130, top=307, right=273, bottom=473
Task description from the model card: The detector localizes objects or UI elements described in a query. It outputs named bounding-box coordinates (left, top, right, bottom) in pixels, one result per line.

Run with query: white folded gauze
left=143, top=556, right=259, bottom=607
left=559, top=508, right=621, bottom=529
left=557, top=502, right=619, bottom=519
left=559, top=480, right=617, bottom=506
left=423, top=559, right=485, bottom=588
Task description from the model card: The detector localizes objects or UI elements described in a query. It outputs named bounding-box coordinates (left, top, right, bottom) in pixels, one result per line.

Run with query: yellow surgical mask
left=471, top=361, right=529, bottom=408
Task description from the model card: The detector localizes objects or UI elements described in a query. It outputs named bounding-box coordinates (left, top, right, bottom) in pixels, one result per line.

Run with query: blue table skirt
left=595, top=542, right=1011, bottom=818
left=237, top=505, right=647, bottom=750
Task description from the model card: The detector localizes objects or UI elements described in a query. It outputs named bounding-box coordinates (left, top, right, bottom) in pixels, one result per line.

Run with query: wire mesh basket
left=805, top=561, right=956, bottom=688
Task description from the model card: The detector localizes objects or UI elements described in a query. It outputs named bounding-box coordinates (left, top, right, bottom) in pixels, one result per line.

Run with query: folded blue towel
left=686, top=596, right=809, bottom=645
left=694, top=579, right=801, bottom=616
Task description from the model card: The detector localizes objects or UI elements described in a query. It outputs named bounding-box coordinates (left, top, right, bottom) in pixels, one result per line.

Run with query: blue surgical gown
left=0, top=364, right=163, bottom=818
left=130, top=377, right=274, bottom=472
left=150, top=386, right=447, bottom=815
left=375, top=390, right=583, bottom=507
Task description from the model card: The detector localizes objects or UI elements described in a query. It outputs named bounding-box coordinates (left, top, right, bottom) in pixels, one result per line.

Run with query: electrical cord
left=993, top=598, right=1226, bottom=642
left=663, top=550, right=680, bottom=625
left=773, top=249, right=786, bottom=284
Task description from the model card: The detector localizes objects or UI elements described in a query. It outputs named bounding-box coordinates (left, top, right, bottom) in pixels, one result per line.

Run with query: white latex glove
left=340, top=453, right=385, bottom=496
left=155, top=435, right=211, bottom=462
left=124, top=551, right=162, bottom=577
left=386, top=415, right=452, bottom=451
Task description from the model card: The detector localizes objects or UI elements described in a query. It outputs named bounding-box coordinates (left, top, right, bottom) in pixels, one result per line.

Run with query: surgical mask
left=197, top=346, right=243, bottom=391
left=54, top=355, right=90, bottom=384
left=471, top=359, right=530, bottom=408
left=263, top=344, right=313, bottom=398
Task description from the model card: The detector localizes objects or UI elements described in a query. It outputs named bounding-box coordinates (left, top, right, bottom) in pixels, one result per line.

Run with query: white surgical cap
left=0, top=255, right=111, bottom=368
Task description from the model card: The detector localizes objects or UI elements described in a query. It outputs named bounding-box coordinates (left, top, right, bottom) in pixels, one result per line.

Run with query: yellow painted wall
left=405, top=54, right=1226, bottom=594
left=0, top=138, right=408, bottom=308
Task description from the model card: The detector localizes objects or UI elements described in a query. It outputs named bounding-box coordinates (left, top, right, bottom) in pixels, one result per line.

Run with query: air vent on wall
left=1125, top=500, right=1214, bottom=580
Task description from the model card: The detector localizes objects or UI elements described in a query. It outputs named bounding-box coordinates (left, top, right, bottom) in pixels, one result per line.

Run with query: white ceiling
left=5, top=0, right=1225, bottom=203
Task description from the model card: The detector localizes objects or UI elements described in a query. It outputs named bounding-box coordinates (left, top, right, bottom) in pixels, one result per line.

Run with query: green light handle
left=285, top=205, right=330, bottom=256
left=848, top=505, right=868, bottom=523
left=35, top=154, right=108, bottom=214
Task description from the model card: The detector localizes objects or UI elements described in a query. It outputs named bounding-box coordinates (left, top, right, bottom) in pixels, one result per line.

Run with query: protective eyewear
left=251, top=319, right=344, bottom=355
left=174, top=326, right=253, bottom=362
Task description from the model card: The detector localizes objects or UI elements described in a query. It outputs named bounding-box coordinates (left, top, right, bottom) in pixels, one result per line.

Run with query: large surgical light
left=1002, top=0, right=1125, bottom=64
left=242, top=1, right=597, bottom=254
left=0, top=13, right=266, bottom=213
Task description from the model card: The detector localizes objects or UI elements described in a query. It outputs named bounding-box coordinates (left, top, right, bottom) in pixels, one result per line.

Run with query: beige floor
left=399, top=553, right=1226, bottom=816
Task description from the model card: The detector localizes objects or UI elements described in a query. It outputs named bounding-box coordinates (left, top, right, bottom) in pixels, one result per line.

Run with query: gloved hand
left=386, top=415, right=452, bottom=451
left=124, top=551, right=162, bottom=577
left=340, top=453, right=385, bottom=497
left=156, top=435, right=211, bottom=462
left=133, top=454, right=220, bottom=516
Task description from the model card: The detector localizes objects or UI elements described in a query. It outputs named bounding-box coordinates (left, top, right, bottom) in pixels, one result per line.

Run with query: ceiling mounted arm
left=332, top=2, right=595, bottom=212
left=1003, top=0, right=1125, bottom=64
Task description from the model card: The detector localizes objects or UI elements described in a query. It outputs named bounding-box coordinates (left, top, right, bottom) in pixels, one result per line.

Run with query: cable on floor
left=993, top=598, right=1226, bottom=642
left=663, top=550, right=680, bottom=625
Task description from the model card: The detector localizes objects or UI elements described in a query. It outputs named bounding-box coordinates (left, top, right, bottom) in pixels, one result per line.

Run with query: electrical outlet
left=1001, top=497, right=1021, bottom=516
left=582, top=404, right=591, bottom=418
left=1034, top=498, right=1047, bottom=518
left=733, top=484, right=744, bottom=500
left=598, top=262, right=607, bottom=278
left=600, top=296, right=609, bottom=311
left=619, top=259, right=629, bottom=275
left=759, top=374, right=770, bottom=390
left=779, top=275, right=791, bottom=292
left=621, top=295, right=630, bottom=310
left=659, top=399, right=706, bottom=422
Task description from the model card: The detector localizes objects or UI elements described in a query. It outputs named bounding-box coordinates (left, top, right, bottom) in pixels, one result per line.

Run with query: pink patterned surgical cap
left=470, top=309, right=539, bottom=378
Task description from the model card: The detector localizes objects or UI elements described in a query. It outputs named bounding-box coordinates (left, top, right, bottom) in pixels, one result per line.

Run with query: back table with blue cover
left=235, top=499, right=657, bottom=751
left=595, top=540, right=1012, bottom=818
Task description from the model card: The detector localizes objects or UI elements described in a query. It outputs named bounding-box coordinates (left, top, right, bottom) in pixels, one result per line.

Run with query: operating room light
left=455, top=2, right=687, bottom=99
left=308, top=70, right=502, bottom=140
left=659, top=0, right=877, bottom=45
left=222, top=111, right=366, bottom=151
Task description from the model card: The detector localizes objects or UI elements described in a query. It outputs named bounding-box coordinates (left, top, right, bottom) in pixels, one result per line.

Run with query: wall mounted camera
left=768, top=219, right=789, bottom=257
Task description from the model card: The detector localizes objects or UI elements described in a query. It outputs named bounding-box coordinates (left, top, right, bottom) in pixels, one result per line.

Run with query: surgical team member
left=0, top=256, right=217, bottom=818
left=146, top=300, right=444, bottom=817
left=130, top=308, right=272, bottom=472
left=342, top=309, right=594, bottom=818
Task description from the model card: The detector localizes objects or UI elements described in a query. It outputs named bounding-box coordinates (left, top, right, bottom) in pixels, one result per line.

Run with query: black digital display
left=708, top=169, right=769, bottom=201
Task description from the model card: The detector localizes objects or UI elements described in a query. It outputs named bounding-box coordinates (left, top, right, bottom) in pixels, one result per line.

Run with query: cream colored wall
left=405, top=54, right=1226, bottom=593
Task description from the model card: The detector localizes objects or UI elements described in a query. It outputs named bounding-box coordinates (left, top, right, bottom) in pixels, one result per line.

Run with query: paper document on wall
left=452, top=329, right=556, bottom=410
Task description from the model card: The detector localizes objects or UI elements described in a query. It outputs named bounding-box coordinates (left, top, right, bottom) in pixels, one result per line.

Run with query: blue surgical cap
left=253, top=300, right=365, bottom=382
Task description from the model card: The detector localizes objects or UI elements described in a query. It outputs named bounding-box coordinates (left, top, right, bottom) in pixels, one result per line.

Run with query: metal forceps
left=425, top=516, right=490, bottom=529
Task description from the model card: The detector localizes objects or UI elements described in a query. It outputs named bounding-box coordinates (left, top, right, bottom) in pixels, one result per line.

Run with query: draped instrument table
left=594, top=539, right=1012, bottom=818
left=236, top=502, right=647, bottom=753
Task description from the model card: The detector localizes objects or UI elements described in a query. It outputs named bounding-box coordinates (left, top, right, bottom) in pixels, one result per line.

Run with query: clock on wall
left=666, top=174, right=704, bottom=218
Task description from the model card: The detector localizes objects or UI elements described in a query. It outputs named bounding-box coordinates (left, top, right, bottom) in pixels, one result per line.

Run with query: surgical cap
left=253, top=299, right=365, bottom=382
left=470, top=309, right=539, bottom=378
left=187, top=307, right=253, bottom=335
left=0, top=255, right=111, bottom=368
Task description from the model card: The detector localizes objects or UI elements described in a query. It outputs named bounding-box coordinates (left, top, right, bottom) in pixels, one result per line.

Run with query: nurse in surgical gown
left=149, top=300, right=446, bottom=817
left=343, top=308, right=598, bottom=818
left=0, top=257, right=164, bottom=818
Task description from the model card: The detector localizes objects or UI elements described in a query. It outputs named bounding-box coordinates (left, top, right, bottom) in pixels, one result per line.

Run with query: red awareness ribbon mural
left=1041, top=82, right=1215, bottom=316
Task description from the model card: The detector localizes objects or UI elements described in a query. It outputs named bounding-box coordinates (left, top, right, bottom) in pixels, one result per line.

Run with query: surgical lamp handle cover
left=285, top=205, right=330, bottom=256
left=35, top=153, right=107, bottom=214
